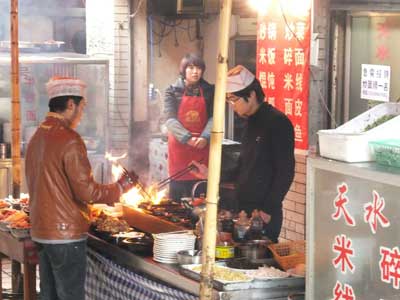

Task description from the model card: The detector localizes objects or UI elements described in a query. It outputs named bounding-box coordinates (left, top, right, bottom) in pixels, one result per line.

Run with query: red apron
left=168, top=88, right=209, bottom=181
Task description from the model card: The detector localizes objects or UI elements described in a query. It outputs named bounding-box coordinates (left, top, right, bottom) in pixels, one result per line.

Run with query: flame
left=104, top=152, right=167, bottom=207
left=120, top=187, right=144, bottom=207
left=148, top=185, right=167, bottom=205
left=105, top=152, right=127, bottom=181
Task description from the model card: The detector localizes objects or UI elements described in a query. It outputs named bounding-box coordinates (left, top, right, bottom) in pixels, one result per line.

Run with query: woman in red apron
left=163, top=53, right=214, bottom=201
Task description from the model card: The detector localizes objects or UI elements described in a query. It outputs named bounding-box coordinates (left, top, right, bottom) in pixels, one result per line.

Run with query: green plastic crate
left=369, top=139, right=400, bottom=168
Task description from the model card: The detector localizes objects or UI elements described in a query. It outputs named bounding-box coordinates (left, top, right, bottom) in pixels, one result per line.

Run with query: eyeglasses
left=226, top=94, right=241, bottom=105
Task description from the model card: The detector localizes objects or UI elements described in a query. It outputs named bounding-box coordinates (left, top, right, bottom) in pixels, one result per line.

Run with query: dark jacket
left=163, top=76, right=214, bottom=143
left=235, top=102, right=295, bottom=214
left=25, top=113, right=121, bottom=241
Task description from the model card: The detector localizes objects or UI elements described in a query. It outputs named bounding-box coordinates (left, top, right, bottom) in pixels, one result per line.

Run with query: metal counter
left=306, top=156, right=400, bottom=300
left=88, top=235, right=304, bottom=300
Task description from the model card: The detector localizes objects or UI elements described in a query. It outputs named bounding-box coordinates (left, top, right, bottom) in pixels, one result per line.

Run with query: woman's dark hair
left=49, top=96, right=83, bottom=113
left=179, top=53, right=206, bottom=78
left=232, top=78, right=265, bottom=104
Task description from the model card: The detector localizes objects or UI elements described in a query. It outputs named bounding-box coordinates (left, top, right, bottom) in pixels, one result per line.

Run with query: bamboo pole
left=10, top=0, right=21, bottom=199
left=199, top=1, right=232, bottom=299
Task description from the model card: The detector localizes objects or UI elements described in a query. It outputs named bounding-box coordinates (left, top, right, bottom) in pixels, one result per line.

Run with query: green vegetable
left=364, top=114, right=397, bottom=131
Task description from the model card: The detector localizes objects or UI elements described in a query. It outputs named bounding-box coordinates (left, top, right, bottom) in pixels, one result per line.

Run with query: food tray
left=369, top=139, right=400, bottom=168
left=0, top=221, right=10, bottom=232
left=268, top=241, right=305, bottom=271
left=318, top=103, right=400, bottom=162
left=179, top=264, right=253, bottom=291
left=9, top=227, right=30, bottom=239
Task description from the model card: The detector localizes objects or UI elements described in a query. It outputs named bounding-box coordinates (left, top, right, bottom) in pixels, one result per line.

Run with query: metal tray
left=179, top=264, right=253, bottom=291
left=179, top=263, right=305, bottom=291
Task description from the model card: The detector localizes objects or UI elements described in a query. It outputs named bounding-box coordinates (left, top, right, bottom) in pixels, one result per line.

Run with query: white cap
left=46, top=76, right=87, bottom=100
left=226, top=65, right=255, bottom=93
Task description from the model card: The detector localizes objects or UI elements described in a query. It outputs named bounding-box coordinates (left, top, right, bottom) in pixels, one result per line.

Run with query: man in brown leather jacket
left=25, top=77, right=137, bottom=300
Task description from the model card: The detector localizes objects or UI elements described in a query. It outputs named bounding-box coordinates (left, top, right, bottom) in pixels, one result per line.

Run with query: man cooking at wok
left=25, top=77, right=139, bottom=300
left=191, top=65, right=295, bottom=243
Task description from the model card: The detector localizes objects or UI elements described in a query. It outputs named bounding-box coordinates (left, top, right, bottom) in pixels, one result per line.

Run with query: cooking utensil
left=176, top=249, right=202, bottom=265
left=156, top=158, right=205, bottom=189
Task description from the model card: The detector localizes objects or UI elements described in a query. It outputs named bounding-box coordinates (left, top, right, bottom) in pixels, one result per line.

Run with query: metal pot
left=236, top=239, right=272, bottom=260
left=176, top=250, right=202, bottom=265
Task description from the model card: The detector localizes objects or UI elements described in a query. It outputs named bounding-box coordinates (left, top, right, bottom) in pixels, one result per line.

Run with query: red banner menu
left=256, top=2, right=311, bottom=150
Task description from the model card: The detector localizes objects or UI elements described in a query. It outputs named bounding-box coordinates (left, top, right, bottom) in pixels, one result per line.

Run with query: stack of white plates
left=153, top=231, right=196, bottom=264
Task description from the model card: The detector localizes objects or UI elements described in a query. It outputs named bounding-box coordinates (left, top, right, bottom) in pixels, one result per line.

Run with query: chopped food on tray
left=191, top=265, right=251, bottom=282
left=93, top=212, right=130, bottom=233
left=245, top=266, right=289, bottom=279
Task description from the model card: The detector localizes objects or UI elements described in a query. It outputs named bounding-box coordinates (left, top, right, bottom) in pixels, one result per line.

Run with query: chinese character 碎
left=284, top=48, right=293, bottom=66
left=380, top=246, right=400, bottom=289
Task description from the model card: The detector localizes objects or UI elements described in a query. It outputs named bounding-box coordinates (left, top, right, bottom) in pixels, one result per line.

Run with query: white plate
left=153, top=256, right=177, bottom=264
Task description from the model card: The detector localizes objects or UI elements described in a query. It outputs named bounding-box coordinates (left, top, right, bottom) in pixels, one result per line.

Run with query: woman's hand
left=187, top=137, right=197, bottom=147
left=190, top=160, right=208, bottom=179
left=194, top=137, right=208, bottom=149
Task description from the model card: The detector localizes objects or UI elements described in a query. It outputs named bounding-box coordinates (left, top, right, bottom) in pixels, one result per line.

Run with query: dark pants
left=36, top=241, right=87, bottom=300
left=169, top=180, right=207, bottom=201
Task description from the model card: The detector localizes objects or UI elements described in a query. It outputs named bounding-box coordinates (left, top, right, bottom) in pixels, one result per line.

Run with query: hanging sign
left=256, top=1, right=311, bottom=151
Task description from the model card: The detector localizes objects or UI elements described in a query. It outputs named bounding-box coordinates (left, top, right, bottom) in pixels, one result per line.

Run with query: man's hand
left=259, top=210, right=272, bottom=224
left=190, top=160, right=208, bottom=179
left=193, top=137, right=208, bottom=149
left=117, top=169, right=139, bottom=193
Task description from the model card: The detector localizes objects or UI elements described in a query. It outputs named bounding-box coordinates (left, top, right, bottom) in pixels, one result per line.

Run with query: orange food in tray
left=9, top=218, right=30, bottom=229
left=0, top=200, right=9, bottom=209
left=3, top=211, right=27, bottom=223
left=0, top=208, right=17, bottom=221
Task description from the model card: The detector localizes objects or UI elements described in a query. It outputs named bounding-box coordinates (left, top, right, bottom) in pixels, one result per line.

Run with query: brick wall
left=280, top=153, right=307, bottom=241
left=110, top=0, right=130, bottom=152
left=280, top=0, right=330, bottom=242
left=86, top=0, right=130, bottom=154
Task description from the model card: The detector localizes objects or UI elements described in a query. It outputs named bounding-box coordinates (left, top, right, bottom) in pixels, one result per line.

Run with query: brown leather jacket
left=25, top=113, right=121, bottom=241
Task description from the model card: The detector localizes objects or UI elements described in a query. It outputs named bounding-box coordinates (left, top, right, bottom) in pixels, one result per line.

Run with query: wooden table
left=0, top=230, right=38, bottom=300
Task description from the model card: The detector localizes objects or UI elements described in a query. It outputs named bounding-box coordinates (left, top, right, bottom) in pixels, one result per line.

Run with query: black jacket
left=235, top=102, right=295, bottom=214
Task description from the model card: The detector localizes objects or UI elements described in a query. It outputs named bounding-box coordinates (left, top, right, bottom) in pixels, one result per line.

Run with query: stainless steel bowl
left=236, top=239, right=272, bottom=260
left=176, top=250, right=202, bottom=265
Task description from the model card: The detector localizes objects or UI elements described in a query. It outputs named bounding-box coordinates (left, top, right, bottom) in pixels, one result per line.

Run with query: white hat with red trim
left=46, top=76, right=87, bottom=100
left=226, top=65, right=255, bottom=93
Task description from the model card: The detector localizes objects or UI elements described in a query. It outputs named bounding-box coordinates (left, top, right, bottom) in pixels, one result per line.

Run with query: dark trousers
left=36, top=241, right=87, bottom=300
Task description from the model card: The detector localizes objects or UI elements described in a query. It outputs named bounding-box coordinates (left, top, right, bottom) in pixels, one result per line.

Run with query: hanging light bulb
left=248, top=0, right=270, bottom=16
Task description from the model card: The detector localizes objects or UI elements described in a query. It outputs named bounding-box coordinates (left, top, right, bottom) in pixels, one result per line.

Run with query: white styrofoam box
left=318, top=103, right=400, bottom=162
left=149, top=138, right=169, bottom=184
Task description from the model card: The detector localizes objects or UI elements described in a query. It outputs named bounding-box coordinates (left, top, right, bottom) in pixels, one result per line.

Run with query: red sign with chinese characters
left=256, top=2, right=310, bottom=150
